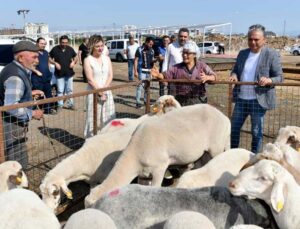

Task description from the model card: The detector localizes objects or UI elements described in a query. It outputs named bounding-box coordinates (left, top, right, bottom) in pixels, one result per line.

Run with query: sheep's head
left=39, top=179, right=73, bottom=214
left=229, top=159, right=288, bottom=213
left=276, top=126, right=300, bottom=150
left=0, top=161, right=28, bottom=192
left=150, top=95, right=181, bottom=115
left=257, top=143, right=284, bottom=163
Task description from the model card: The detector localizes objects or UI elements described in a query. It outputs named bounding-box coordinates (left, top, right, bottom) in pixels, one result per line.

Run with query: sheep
left=0, top=189, right=60, bottom=229
left=176, top=148, right=255, bottom=189
left=275, top=125, right=300, bottom=148
left=243, top=142, right=300, bottom=185
left=92, top=184, right=276, bottom=229
left=85, top=103, right=231, bottom=207
left=0, top=160, right=28, bottom=193
left=100, top=95, right=181, bottom=134
left=64, top=209, right=117, bottom=229
left=229, top=225, right=263, bottom=229
left=229, top=159, right=300, bottom=229
left=164, top=211, right=216, bottom=229
left=40, top=95, right=181, bottom=212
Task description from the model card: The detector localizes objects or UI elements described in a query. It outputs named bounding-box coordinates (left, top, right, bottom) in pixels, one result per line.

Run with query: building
left=25, top=23, right=49, bottom=35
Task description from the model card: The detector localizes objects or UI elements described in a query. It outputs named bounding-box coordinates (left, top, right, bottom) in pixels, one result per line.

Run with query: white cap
left=183, top=41, right=198, bottom=53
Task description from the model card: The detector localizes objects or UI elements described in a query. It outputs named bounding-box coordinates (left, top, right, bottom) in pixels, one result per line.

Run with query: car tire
left=116, top=53, right=124, bottom=62
left=293, top=51, right=300, bottom=56
left=206, top=51, right=211, bottom=54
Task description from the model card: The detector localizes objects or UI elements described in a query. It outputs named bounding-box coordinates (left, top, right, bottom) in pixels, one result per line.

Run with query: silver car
left=197, top=41, right=219, bottom=54
left=290, top=45, right=300, bottom=56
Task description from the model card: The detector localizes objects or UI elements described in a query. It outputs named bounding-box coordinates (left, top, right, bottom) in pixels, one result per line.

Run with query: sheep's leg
left=151, top=165, right=168, bottom=186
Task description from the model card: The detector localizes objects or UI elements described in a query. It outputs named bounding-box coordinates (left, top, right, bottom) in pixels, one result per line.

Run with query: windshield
left=0, top=45, right=14, bottom=66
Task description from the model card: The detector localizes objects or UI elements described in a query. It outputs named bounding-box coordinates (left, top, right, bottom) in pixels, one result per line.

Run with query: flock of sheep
left=1, top=95, right=300, bottom=229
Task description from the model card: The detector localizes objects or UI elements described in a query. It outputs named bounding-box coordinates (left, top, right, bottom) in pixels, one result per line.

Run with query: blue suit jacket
left=231, top=46, right=283, bottom=110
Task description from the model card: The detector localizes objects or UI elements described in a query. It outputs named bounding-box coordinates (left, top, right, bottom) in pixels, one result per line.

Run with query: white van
left=105, top=38, right=139, bottom=62
left=197, top=41, right=219, bottom=54
left=0, top=39, right=20, bottom=73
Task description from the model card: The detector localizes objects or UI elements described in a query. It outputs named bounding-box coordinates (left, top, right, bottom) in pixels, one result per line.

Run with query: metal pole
left=0, top=112, right=5, bottom=163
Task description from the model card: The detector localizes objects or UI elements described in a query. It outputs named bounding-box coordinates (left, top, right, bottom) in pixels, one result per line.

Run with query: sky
left=1, top=0, right=299, bottom=36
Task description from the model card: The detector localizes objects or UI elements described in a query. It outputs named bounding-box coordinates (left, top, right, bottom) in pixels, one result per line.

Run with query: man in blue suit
left=229, top=24, right=283, bottom=153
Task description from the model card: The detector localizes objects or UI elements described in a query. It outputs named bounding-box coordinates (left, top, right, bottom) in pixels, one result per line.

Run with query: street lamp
left=17, top=9, right=30, bottom=30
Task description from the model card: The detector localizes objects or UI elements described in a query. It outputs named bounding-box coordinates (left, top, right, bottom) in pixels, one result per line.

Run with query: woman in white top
left=83, top=35, right=116, bottom=138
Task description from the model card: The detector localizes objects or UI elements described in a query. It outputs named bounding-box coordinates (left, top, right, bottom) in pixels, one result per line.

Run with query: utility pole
left=17, top=9, right=30, bottom=31
left=283, top=20, right=286, bottom=36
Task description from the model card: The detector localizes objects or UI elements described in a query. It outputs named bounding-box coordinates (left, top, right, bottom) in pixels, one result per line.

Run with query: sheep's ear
left=9, top=175, right=22, bottom=185
left=61, top=184, right=73, bottom=200
left=270, top=179, right=285, bottom=213
left=270, top=163, right=286, bottom=213
left=150, top=104, right=162, bottom=114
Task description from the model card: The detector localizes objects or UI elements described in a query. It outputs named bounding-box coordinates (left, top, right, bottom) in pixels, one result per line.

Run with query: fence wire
left=1, top=80, right=300, bottom=193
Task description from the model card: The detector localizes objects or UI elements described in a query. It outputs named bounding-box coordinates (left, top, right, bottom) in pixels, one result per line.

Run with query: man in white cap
left=0, top=40, right=44, bottom=168
left=151, top=41, right=216, bottom=106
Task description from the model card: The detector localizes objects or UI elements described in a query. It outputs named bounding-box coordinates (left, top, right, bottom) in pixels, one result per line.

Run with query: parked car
left=197, top=41, right=219, bottom=54
left=0, top=39, right=20, bottom=73
left=290, top=45, right=300, bottom=56
left=105, top=38, right=139, bottom=62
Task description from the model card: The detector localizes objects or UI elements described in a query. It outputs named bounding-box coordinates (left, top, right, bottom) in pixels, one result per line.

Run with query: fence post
left=145, top=80, right=151, bottom=114
left=0, top=112, right=5, bottom=162
left=93, top=93, right=98, bottom=136
left=228, top=84, right=233, bottom=118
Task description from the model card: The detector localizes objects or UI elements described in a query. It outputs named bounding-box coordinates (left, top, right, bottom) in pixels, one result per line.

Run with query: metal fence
left=1, top=77, right=300, bottom=194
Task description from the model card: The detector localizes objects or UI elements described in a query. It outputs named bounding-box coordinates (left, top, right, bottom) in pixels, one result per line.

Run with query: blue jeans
left=127, top=59, right=134, bottom=81
left=231, top=98, right=267, bottom=153
left=136, top=72, right=150, bottom=104
left=56, top=76, right=74, bottom=107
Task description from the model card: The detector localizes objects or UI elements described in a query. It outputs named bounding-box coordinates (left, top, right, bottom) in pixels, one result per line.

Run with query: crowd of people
left=0, top=23, right=283, bottom=167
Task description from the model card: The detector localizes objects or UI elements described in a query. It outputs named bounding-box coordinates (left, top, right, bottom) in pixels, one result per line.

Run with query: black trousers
left=175, top=95, right=207, bottom=106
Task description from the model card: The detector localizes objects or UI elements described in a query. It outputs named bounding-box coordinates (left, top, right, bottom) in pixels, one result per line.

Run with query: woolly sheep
left=164, top=211, right=216, bottom=229
left=229, top=159, right=300, bottom=229
left=0, top=189, right=60, bottom=229
left=100, top=95, right=181, bottom=134
left=0, top=161, right=28, bottom=193
left=85, top=104, right=231, bottom=207
left=176, top=148, right=255, bottom=189
left=229, top=225, right=263, bottom=229
left=92, top=184, right=275, bottom=229
left=275, top=125, right=300, bottom=148
left=40, top=95, right=181, bottom=212
left=244, top=142, right=300, bottom=185
left=64, top=209, right=117, bottom=229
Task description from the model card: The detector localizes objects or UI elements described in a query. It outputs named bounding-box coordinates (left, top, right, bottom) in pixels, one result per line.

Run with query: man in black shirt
left=50, top=35, right=77, bottom=111
left=78, top=38, right=89, bottom=82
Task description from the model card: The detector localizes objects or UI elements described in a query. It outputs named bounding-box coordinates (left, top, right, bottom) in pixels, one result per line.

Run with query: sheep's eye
left=52, top=189, right=60, bottom=196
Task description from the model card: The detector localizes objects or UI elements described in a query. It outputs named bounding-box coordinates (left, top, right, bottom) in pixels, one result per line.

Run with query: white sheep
left=0, top=160, right=28, bottom=193
left=176, top=148, right=255, bottom=189
left=164, top=211, right=216, bottom=229
left=100, top=95, right=181, bottom=134
left=229, top=159, right=300, bottom=229
left=92, top=184, right=275, bottom=229
left=0, top=189, right=60, bottom=229
left=40, top=95, right=181, bottom=212
left=85, top=104, right=231, bottom=207
left=64, top=209, right=117, bottom=229
left=275, top=125, right=300, bottom=147
left=229, top=225, right=263, bottom=229
left=242, top=142, right=300, bottom=186
left=257, top=142, right=300, bottom=172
